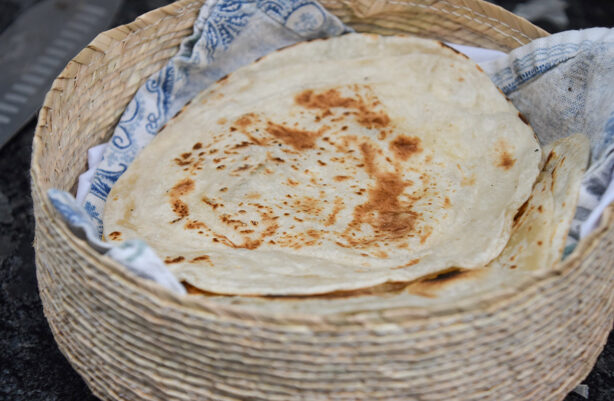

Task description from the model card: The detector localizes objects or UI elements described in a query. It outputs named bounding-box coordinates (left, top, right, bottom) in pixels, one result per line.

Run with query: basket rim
left=31, top=0, right=614, bottom=324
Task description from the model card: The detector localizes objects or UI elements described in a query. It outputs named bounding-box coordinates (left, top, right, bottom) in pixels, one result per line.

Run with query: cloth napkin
left=48, top=0, right=614, bottom=295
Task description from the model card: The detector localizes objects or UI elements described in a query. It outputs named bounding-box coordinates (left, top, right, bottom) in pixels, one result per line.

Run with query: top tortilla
left=103, top=33, right=541, bottom=296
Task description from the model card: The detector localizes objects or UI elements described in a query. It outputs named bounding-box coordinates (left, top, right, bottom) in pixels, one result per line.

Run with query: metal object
left=0, top=0, right=123, bottom=149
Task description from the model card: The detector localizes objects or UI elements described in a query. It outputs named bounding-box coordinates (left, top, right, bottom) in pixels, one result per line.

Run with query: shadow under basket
left=30, top=0, right=614, bottom=400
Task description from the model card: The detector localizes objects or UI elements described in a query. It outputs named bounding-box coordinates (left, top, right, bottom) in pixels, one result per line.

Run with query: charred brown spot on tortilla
left=234, top=164, right=250, bottom=172
left=513, top=197, right=531, bottom=226
left=233, top=141, right=251, bottom=149
left=334, top=175, right=350, bottom=182
left=390, top=135, right=422, bottom=161
left=265, top=121, right=325, bottom=150
left=499, top=152, right=516, bottom=169
left=391, top=258, right=420, bottom=269
left=185, top=220, right=207, bottom=230
left=420, top=226, right=433, bottom=244
left=551, top=157, right=565, bottom=185
left=177, top=99, right=192, bottom=115
left=164, top=256, right=185, bottom=264
left=544, top=150, right=556, bottom=167
left=518, top=112, right=530, bottom=125
left=461, top=174, right=476, bottom=186
left=171, top=200, right=189, bottom=220
left=108, top=231, right=122, bottom=241
left=475, top=64, right=484, bottom=73
left=190, top=255, right=213, bottom=265
left=174, top=156, right=193, bottom=167
left=168, top=178, right=195, bottom=221
left=295, top=87, right=390, bottom=129
left=292, top=196, right=323, bottom=215
left=235, top=113, right=254, bottom=128
left=192, top=142, right=203, bottom=150
left=217, top=74, right=229, bottom=84
left=325, top=197, right=345, bottom=226
left=405, top=267, right=480, bottom=298
left=496, top=140, right=516, bottom=170
left=340, top=141, right=418, bottom=247
left=200, top=196, right=221, bottom=210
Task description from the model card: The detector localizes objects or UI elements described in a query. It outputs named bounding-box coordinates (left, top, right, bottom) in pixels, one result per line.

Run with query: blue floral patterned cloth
left=49, top=0, right=614, bottom=294
left=480, top=28, right=614, bottom=254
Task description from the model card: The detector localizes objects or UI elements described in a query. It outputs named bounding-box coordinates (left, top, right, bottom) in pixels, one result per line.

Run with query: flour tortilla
left=103, top=33, right=541, bottom=296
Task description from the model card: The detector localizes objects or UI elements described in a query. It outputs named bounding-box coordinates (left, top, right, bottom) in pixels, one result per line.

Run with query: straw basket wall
left=31, top=0, right=614, bottom=400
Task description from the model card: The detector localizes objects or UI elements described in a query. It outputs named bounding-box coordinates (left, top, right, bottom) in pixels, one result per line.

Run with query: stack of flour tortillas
left=103, top=34, right=589, bottom=305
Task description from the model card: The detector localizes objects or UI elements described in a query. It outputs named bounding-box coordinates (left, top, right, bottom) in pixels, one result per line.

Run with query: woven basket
left=31, top=1, right=614, bottom=400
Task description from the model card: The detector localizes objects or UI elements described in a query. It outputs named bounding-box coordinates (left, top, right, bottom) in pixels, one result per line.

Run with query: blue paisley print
left=89, top=163, right=128, bottom=202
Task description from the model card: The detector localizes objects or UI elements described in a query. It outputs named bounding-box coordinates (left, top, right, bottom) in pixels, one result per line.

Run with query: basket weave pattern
left=31, top=1, right=613, bottom=400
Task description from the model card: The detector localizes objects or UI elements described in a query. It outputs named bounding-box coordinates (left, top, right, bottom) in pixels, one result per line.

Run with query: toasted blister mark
left=461, top=174, right=476, bottom=186
left=342, top=141, right=419, bottom=247
left=499, top=152, right=516, bottom=169
left=325, top=197, right=345, bottom=226
left=108, top=231, right=122, bottom=241
left=390, top=135, right=422, bottom=161
left=295, top=86, right=390, bottom=129
left=495, top=139, right=516, bottom=170
left=164, top=256, right=185, bottom=264
left=391, top=258, right=420, bottom=270
left=235, top=113, right=255, bottom=128
left=170, top=178, right=194, bottom=196
left=185, top=220, right=207, bottom=230
left=513, top=197, right=531, bottom=227
left=405, top=268, right=482, bottom=298
left=190, top=255, right=213, bottom=266
left=265, top=121, right=325, bottom=150
left=168, top=178, right=194, bottom=221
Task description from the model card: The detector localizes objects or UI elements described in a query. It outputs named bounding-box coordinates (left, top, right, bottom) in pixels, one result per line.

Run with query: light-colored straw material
left=30, top=1, right=612, bottom=400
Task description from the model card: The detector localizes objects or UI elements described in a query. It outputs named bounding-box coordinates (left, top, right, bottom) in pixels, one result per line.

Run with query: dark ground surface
left=0, top=0, right=613, bottom=400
